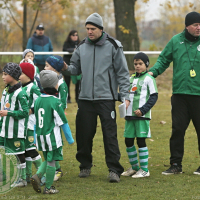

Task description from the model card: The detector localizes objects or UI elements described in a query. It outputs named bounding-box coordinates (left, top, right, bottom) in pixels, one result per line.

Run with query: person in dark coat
left=63, top=30, right=80, bottom=103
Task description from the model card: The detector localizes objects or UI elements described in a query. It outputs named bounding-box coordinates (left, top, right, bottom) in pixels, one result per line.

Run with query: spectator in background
left=26, top=24, right=53, bottom=71
left=63, top=30, right=80, bottom=103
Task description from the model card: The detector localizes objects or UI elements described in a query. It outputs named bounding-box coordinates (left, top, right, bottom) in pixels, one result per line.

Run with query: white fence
left=0, top=51, right=161, bottom=55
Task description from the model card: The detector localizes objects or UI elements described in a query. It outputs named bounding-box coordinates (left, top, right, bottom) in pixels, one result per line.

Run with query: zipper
left=108, top=71, right=115, bottom=100
left=92, top=45, right=96, bottom=99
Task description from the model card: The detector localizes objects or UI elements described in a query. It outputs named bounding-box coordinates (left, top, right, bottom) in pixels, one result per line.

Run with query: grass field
left=0, top=57, right=199, bottom=200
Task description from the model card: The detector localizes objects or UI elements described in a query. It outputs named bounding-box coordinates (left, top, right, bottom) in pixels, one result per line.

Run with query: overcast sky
left=139, top=0, right=166, bottom=21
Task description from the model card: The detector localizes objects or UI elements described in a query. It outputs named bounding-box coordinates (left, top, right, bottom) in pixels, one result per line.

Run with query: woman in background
left=63, top=30, right=81, bottom=103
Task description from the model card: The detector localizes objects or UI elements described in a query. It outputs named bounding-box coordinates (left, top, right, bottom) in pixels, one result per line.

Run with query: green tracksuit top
left=149, top=29, right=200, bottom=95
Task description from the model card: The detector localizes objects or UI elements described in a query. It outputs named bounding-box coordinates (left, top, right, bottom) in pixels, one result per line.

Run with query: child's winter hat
left=3, top=63, right=22, bottom=80
left=46, top=55, right=64, bottom=72
left=19, top=63, right=35, bottom=80
left=40, top=70, right=58, bottom=89
left=133, top=52, right=150, bottom=68
left=23, top=49, right=35, bottom=59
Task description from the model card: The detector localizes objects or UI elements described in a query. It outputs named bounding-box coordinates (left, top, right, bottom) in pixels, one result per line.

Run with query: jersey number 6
left=38, top=108, right=45, bottom=128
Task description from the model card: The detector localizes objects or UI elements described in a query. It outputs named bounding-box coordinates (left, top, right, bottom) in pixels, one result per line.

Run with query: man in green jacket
left=149, top=11, right=200, bottom=175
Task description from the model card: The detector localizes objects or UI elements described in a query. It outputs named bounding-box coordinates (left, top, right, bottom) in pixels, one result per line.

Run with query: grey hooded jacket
left=62, top=32, right=130, bottom=101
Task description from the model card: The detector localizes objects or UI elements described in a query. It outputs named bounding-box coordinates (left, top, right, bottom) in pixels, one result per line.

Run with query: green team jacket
left=149, top=29, right=200, bottom=96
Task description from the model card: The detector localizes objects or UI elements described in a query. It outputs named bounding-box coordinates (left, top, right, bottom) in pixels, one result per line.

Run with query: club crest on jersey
left=139, top=80, right=144, bottom=86
left=14, top=141, right=20, bottom=147
left=28, top=136, right=34, bottom=143
left=4, top=101, right=10, bottom=111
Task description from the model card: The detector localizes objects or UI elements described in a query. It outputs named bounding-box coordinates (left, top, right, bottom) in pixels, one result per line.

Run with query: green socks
left=45, top=165, right=56, bottom=189
left=55, top=161, right=60, bottom=171
left=36, top=161, right=47, bottom=179
left=32, top=155, right=42, bottom=170
left=126, top=145, right=140, bottom=171
left=139, top=147, right=149, bottom=172
left=19, top=163, right=26, bottom=180
left=26, top=160, right=32, bottom=177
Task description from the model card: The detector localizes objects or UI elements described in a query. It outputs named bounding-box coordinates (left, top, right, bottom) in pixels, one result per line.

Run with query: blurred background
left=0, top=0, right=199, bottom=69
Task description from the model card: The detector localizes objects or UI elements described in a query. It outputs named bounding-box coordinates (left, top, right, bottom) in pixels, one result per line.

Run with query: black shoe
left=78, top=169, right=91, bottom=178
left=108, top=171, right=120, bottom=183
left=162, top=164, right=182, bottom=175
left=194, top=166, right=200, bottom=175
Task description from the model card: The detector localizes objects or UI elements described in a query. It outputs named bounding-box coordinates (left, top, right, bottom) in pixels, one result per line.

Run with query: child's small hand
left=134, top=109, right=143, bottom=117
left=0, top=110, right=8, bottom=117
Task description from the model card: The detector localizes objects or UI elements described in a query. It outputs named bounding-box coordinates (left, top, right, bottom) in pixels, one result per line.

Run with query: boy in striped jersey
left=44, top=55, right=68, bottom=181
left=121, top=52, right=158, bottom=178
left=31, top=70, right=74, bottom=194
left=19, top=63, right=42, bottom=183
left=0, top=63, right=29, bottom=187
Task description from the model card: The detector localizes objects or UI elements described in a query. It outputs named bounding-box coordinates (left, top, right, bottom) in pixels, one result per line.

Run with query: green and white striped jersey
left=0, top=87, right=29, bottom=138
left=58, top=77, right=68, bottom=110
left=23, top=82, right=41, bottom=130
left=34, top=94, right=68, bottom=151
left=126, top=73, right=158, bottom=119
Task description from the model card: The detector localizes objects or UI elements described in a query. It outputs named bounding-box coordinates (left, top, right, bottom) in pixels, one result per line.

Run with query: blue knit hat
left=46, top=55, right=64, bottom=72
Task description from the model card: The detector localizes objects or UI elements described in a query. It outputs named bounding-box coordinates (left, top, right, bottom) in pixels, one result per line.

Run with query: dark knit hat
left=85, top=13, right=103, bottom=30
left=40, top=70, right=58, bottom=89
left=23, top=49, right=35, bottom=59
left=19, top=63, right=35, bottom=80
left=3, top=63, right=22, bottom=80
left=46, top=55, right=64, bottom=72
left=133, top=52, right=149, bottom=68
left=185, top=11, right=200, bottom=27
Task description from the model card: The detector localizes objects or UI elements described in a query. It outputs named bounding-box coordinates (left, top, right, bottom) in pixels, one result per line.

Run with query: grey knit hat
left=23, top=49, right=35, bottom=59
left=3, top=62, right=22, bottom=80
left=85, top=13, right=103, bottom=30
left=40, top=70, right=58, bottom=89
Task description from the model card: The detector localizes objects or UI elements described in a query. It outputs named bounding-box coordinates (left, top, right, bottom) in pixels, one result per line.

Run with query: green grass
left=0, top=56, right=22, bottom=70
left=0, top=57, right=198, bottom=199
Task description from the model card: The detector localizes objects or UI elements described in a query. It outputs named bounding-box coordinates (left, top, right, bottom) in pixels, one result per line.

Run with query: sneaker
left=26, top=174, right=31, bottom=183
left=193, top=166, right=200, bottom=175
left=121, top=167, right=137, bottom=176
left=162, top=164, right=182, bottom=175
left=40, top=176, right=46, bottom=186
left=108, top=171, right=120, bottom=183
left=54, top=170, right=63, bottom=181
left=30, top=174, right=41, bottom=193
left=11, top=178, right=27, bottom=187
left=43, top=186, right=59, bottom=194
left=132, top=169, right=150, bottom=178
left=78, top=169, right=91, bottom=178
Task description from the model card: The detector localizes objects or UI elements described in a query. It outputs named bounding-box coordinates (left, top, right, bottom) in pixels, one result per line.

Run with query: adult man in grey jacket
left=62, top=13, right=130, bottom=182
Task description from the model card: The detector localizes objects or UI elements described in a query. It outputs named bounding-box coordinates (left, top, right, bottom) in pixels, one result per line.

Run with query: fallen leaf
left=160, top=121, right=166, bottom=124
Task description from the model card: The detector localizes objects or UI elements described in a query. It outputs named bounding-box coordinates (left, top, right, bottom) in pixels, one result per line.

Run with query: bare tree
left=113, top=0, right=140, bottom=69
left=1, top=0, right=69, bottom=50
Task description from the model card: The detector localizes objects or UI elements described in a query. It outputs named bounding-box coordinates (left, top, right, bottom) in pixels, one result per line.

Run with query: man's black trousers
left=170, top=94, right=200, bottom=165
left=76, top=100, right=124, bottom=176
